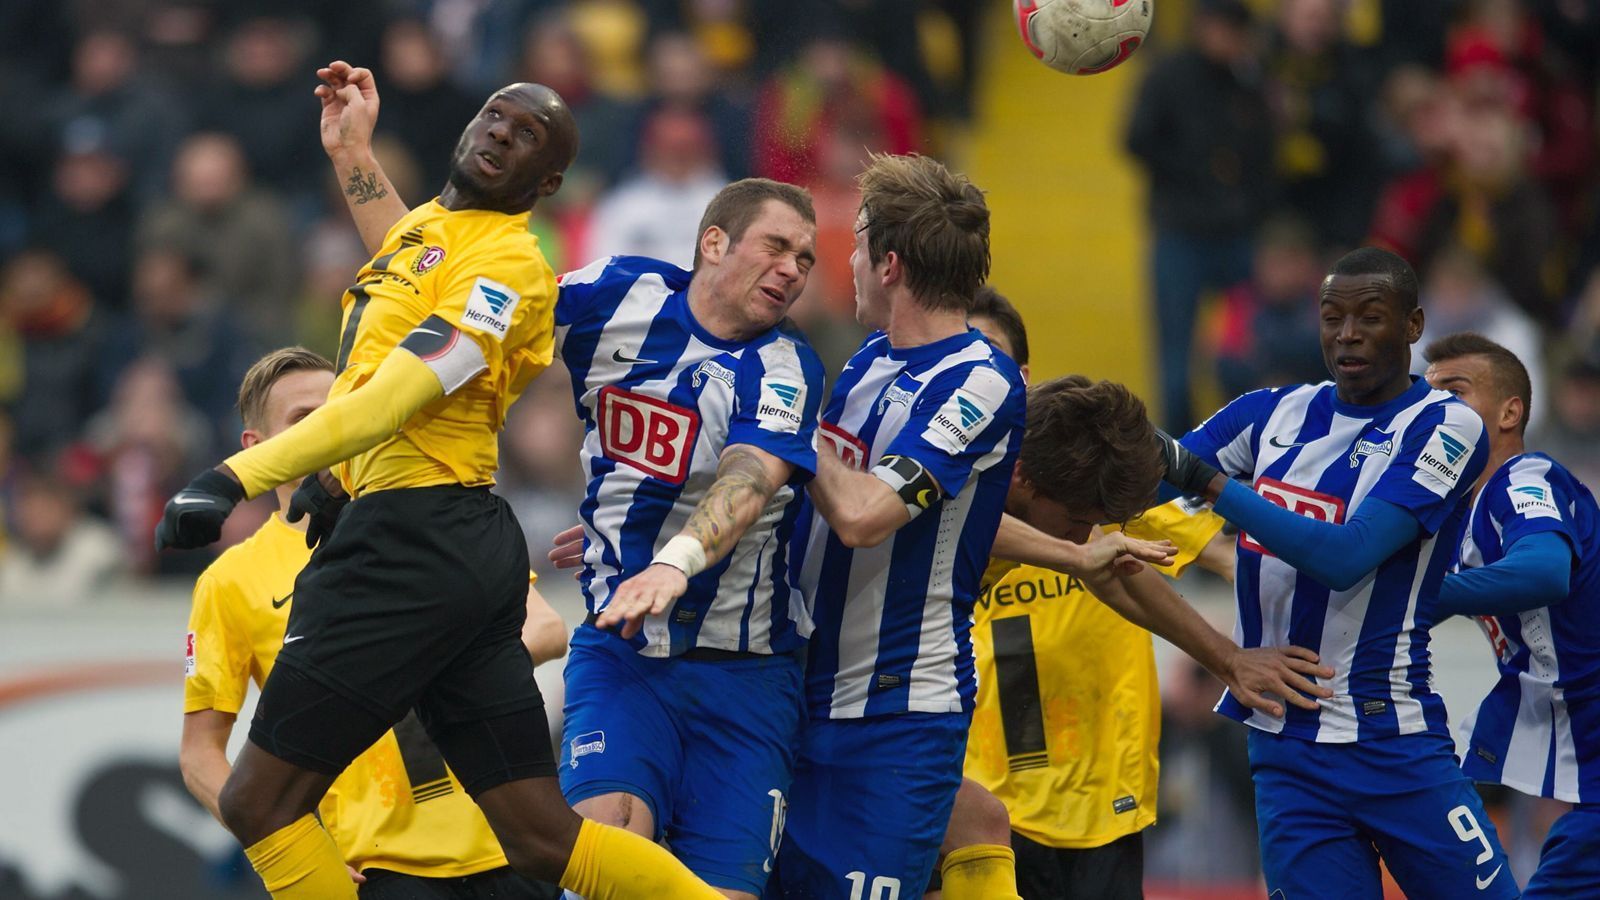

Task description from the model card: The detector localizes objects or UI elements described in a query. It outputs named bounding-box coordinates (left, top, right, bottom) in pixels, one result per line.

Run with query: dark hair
left=1020, top=375, right=1163, bottom=523
left=857, top=152, right=990, bottom=313
left=969, top=285, right=1029, bottom=367
left=1328, top=246, right=1420, bottom=313
left=1423, top=332, right=1534, bottom=434
left=693, top=178, right=816, bottom=269
left=238, top=347, right=335, bottom=430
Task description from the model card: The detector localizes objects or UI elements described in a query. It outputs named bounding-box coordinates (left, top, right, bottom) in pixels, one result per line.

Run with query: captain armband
left=871, top=454, right=944, bottom=517
left=399, top=315, right=488, bottom=394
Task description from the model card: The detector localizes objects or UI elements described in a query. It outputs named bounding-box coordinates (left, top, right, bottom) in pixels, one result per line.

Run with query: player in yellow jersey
left=180, top=347, right=569, bottom=898
left=153, top=72, right=731, bottom=900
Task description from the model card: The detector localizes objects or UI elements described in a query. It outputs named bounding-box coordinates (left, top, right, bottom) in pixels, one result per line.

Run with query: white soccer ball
left=1014, top=0, right=1154, bottom=75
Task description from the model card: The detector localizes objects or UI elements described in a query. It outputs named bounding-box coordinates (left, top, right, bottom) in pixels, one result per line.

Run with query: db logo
left=1238, top=478, right=1345, bottom=556
left=598, top=386, right=700, bottom=484
left=818, top=422, right=868, bottom=471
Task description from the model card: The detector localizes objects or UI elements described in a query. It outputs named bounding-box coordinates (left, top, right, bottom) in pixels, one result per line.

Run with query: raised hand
left=314, top=60, right=380, bottom=159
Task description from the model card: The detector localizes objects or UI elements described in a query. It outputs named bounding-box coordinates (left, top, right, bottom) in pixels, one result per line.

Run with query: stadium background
left=0, top=0, right=1595, bottom=896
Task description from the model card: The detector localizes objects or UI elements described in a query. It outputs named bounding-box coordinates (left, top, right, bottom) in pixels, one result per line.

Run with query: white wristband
left=652, top=534, right=708, bottom=577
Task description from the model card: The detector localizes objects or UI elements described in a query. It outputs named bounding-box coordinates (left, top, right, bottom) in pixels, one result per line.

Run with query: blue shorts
left=770, top=712, right=968, bottom=900
left=1249, top=729, right=1517, bottom=900
left=1524, top=803, right=1600, bottom=899
left=558, top=626, right=805, bottom=895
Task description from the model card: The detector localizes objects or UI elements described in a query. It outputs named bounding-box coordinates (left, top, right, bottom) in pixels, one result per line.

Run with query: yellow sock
left=242, top=814, right=358, bottom=900
left=941, top=843, right=1022, bottom=900
left=560, top=818, right=724, bottom=899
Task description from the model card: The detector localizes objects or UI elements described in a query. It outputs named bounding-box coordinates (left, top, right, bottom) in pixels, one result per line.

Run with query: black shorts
left=359, top=866, right=562, bottom=900
left=1014, top=829, right=1144, bottom=900
left=250, top=485, right=554, bottom=787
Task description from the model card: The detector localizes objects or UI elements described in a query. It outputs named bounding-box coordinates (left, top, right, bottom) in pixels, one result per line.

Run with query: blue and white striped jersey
left=795, top=329, right=1026, bottom=719
left=1458, top=453, right=1600, bottom=802
left=1182, top=378, right=1488, bottom=742
left=555, top=256, right=826, bottom=658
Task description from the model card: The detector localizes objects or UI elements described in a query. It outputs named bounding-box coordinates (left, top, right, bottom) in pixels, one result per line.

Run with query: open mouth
left=1335, top=356, right=1370, bottom=375
left=476, top=150, right=503, bottom=176
left=759, top=285, right=786, bottom=305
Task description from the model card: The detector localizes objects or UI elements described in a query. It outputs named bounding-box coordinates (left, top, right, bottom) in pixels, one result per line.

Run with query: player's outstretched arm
left=1092, top=566, right=1335, bottom=718
left=1438, top=531, right=1573, bottom=618
left=991, top=514, right=1176, bottom=578
left=155, top=349, right=445, bottom=550
left=596, top=444, right=794, bottom=638
left=315, top=60, right=409, bottom=256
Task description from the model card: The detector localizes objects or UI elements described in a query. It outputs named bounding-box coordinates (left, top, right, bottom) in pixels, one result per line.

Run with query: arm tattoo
left=682, top=447, right=778, bottom=561
left=344, top=167, right=389, bottom=205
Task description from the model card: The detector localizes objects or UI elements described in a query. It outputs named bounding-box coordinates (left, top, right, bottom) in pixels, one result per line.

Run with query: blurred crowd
left=1129, top=0, right=1600, bottom=484
left=0, top=0, right=982, bottom=600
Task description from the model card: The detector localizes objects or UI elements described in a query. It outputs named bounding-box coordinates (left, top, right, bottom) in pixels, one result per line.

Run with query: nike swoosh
left=1476, top=865, right=1502, bottom=890
left=271, top=592, right=293, bottom=609
left=283, top=635, right=306, bottom=644
left=612, top=348, right=657, bottom=365
left=172, top=496, right=213, bottom=506
left=1268, top=436, right=1307, bottom=449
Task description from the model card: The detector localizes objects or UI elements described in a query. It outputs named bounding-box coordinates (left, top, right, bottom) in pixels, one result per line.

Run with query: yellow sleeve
left=1123, top=501, right=1227, bottom=578
left=224, top=349, right=446, bottom=498
left=528, top=569, right=538, bottom=587
left=184, top=572, right=252, bottom=714
left=433, top=237, right=557, bottom=382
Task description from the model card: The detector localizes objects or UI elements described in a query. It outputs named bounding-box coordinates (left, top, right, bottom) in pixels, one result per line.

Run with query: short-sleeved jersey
left=555, top=256, right=826, bottom=658
left=1182, top=377, right=1488, bottom=742
left=331, top=199, right=557, bottom=496
left=795, top=329, right=1026, bottom=719
left=966, top=500, right=1226, bottom=849
left=184, top=515, right=512, bottom=877
left=1457, top=453, right=1600, bottom=802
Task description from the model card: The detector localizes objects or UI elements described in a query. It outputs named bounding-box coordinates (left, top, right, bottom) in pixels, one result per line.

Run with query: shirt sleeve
left=880, top=363, right=1024, bottom=508
left=1123, top=499, right=1227, bottom=578
left=183, top=572, right=251, bottom=715
left=725, top=336, right=826, bottom=481
left=1495, top=463, right=1580, bottom=554
left=554, top=256, right=616, bottom=331
left=431, top=237, right=557, bottom=381
left=1181, top=388, right=1279, bottom=478
left=1368, top=399, right=1489, bottom=535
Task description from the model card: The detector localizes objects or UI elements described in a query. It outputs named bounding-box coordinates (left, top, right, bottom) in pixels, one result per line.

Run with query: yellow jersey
left=965, top=501, right=1226, bottom=849
left=184, top=514, right=514, bottom=877
left=331, top=199, right=556, bottom=496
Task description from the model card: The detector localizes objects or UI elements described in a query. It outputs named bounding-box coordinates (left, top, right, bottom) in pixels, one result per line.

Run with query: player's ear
left=699, top=226, right=728, bottom=266
left=881, top=250, right=901, bottom=286
left=1405, top=305, right=1425, bottom=344
left=537, top=171, right=564, bottom=198
left=1019, top=362, right=1031, bottom=385
left=240, top=428, right=262, bottom=451
left=1502, top=395, right=1525, bottom=434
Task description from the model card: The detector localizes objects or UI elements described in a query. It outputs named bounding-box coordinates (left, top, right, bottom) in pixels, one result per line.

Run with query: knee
left=943, top=779, right=1013, bottom=853
left=217, top=766, right=319, bottom=847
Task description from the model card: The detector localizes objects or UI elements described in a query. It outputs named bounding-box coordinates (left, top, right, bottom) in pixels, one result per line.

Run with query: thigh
left=1249, top=736, right=1382, bottom=900
left=1056, top=832, right=1143, bottom=900
left=775, top=715, right=967, bottom=900
left=669, top=654, right=806, bottom=897
left=1361, top=777, right=1516, bottom=899
left=248, top=657, right=396, bottom=775
left=1010, top=831, right=1069, bottom=900
left=1524, top=805, right=1600, bottom=900
left=556, top=639, right=682, bottom=838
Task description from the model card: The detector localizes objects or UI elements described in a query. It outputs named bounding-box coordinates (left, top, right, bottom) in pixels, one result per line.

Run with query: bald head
left=442, top=82, right=581, bottom=214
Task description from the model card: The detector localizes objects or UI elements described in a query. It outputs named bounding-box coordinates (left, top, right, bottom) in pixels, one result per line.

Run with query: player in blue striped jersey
left=1157, top=248, right=1516, bottom=899
left=1423, top=333, right=1600, bottom=899
left=772, top=154, right=1172, bottom=900
left=317, top=83, right=826, bottom=896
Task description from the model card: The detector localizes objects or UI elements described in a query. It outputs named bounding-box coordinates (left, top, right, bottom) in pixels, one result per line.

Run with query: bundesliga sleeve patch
left=185, top=631, right=196, bottom=677
left=1412, top=426, right=1472, bottom=498
left=460, top=276, right=521, bottom=339
left=1507, top=482, right=1560, bottom=520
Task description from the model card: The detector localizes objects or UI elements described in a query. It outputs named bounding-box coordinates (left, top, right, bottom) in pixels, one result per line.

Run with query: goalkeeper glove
left=1156, top=428, right=1222, bottom=497
left=286, top=472, right=348, bottom=549
left=154, top=468, right=245, bottom=551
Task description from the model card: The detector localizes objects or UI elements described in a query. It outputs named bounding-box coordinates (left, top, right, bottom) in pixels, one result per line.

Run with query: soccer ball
left=1014, top=0, right=1153, bottom=75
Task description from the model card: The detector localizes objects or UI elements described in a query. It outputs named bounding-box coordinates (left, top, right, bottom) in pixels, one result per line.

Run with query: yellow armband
left=225, top=350, right=445, bottom=499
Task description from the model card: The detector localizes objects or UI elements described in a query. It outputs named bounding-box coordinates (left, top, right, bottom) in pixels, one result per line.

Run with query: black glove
left=154, top=468, right=246, bottom=551
left=286, top=472, right=348, bottom=549
left=1156, top=428, right=1221, bottom=497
